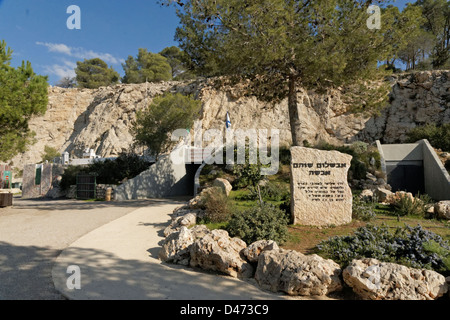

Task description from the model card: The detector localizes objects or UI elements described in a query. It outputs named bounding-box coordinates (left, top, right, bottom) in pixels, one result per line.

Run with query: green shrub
left=60, top=153, right=152, bottom=191
left=406, top=123, right=450, bottom=151
left=202, top=189, right=233, bottom=223
left=391, top=193, right=433, bottom=217
left=88, top=153, right=152, bottom=184
left=350, top=141, right=368, bottom=155
left=60, top=165, right=84, bottom=191
left=423, top=240, right=450, bottom=275
left=259, top=181, right=290, bottom=202
left=41, top=145, right=60, bottom=163
left=279, top=198, right=291, bottom=220
left=226, top=203, right=289, bottom=245
left=279, top=146, right=291, bottom=166
left=317, top=224, right=450, bottom=274
left=352, top=195, right=377, bottom=222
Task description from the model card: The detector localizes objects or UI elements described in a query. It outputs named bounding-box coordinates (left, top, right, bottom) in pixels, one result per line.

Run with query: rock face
left=358, top=71, right=450, bottom=143
left=290, top=147, right=353, bottom=226
left=189, top=229, right=254, bottom=279
left=435, top=201, right=450, bottom=220
left=255, top=249, right=343, bottom=296
left=10, top=71, right=449, bottom=169
left=343, top=258, right=449, bottom=300
left=11, top=82, right=193, bottom=166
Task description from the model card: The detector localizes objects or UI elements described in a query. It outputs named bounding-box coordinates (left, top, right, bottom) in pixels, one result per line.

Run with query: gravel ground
left=0, top=197, right=167, bottom=300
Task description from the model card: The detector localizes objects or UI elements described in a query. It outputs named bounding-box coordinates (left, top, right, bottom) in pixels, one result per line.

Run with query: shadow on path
left=0, top=241, right=65, bottom=300
left=53, top=245, right=289, bottom=300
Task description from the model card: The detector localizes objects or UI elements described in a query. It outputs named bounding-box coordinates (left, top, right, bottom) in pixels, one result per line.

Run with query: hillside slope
left=9, top=70, right=450, bottom=167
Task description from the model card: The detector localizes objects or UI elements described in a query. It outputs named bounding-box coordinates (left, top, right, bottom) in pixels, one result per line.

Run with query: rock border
left=158, top=202, right=450, bottom=300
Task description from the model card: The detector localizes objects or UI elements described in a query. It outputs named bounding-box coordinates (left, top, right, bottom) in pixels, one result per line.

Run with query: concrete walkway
left=0, top=197, right=155, bottom=300
left=52, top=200, right=295, bottom=300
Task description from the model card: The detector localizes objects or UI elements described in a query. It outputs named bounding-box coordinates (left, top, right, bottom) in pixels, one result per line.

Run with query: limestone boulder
left=255, top=249, right=343, bottom=296
left=212, top=178, right=233, bottom=196
left=375, top=187, right=394, bottom=203
left=343, top=258, right=449, bottom=300
left=163, top=213, right=197, bottom=237
left=188, top=195, right=203, bottom=210
left=189, top=224, right=211, bottom=240
left=159, top=227, right=194, bottom=266
left=359, top=189, right=374, bottom=202
left=159, top=225, right=211, bottom=266
left=435, top=201, right=450, bottom=220
left=242, top=240, right=279, bottom=263
left=188, top=187, right=223, bottom=209
left=190, top=229, right=253, bottom=279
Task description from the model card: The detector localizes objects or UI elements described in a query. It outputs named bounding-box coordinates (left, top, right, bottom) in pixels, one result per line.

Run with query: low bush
left=259, top=181, right=290, bottom=202
left=406, top=123, right=450, bottom=151
left=202, top=188, right=233, bottom=223
left=279, top=146, right=291, bottom=166
left=226, top=203, right=289, bottom=245
left=60, top=165, right=83, bottom=191
left=352, top=196, right=377, bottom=222
left=279, top=198, right=291, bottom=220
left=317, top=224, right=450, bottom=275
left=388, top=193, right=433, bottom=217
left=60, top=153, right=152, bottom=191
left=423, top=240, right=450, bottom=275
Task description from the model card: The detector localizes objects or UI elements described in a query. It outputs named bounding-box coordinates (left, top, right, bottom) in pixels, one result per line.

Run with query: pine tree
left=75, top=58, right=120, bottom=89
left=0, top=40, right=48, bottom=161
left=132, top=93, right=201, bottom=159
left=122, top=48, right=172, bottom=83
left=168, top=0, right=396, bottom=146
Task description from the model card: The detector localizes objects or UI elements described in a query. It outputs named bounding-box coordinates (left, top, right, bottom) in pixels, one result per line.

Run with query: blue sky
left=0, top=0, right=413, bottom=85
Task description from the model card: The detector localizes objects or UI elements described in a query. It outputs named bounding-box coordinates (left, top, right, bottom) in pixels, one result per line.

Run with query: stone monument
left=290, top=147, right=353, bottom=226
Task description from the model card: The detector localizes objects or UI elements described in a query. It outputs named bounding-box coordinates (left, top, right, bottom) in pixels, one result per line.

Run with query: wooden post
left=105, top=187, right=112, bottom=202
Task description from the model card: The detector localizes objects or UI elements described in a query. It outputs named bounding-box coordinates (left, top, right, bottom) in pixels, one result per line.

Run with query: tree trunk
left=287, top=75, right=302, bottom=146
left=256, top=184, right=263, bottom=206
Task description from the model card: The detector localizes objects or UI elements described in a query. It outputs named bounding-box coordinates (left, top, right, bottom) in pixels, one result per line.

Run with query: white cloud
left=42, top=64, right=76, bottom=79
left=36, top=42, right=72, bottom=56
left=36, top=41, right=121, bottom=65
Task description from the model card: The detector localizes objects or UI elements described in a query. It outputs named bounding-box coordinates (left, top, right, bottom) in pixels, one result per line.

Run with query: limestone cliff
left=9, top=70, right=450, bottom=167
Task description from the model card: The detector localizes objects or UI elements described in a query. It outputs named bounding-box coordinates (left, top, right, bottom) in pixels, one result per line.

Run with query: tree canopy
left=122, top=48, right=172, bottom=83
left=388, top=0, right=450, bottom=70
left=416, top=0, right=450, bottom=69
left=75, top=58, right=120, bottom=89
left=168, top=0, right=398, bottom=145
left=159, top=46, right=196, bottom=80
left=132, top=93, right=201, bottom=159
left=0, top=40, right=48, bottom=162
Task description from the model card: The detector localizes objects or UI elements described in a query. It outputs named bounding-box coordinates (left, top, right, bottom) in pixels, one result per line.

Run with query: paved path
left=1, top=197, right=328, bottom=300
left=52, top=201, right=295, bottom=300
left=0, top=197, right=166, bottom=300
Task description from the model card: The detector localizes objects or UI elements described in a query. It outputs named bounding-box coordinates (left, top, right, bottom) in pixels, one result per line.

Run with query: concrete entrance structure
left=377, top=139, right=450, bottom=201
left=113, top=146, right=202, bottom=201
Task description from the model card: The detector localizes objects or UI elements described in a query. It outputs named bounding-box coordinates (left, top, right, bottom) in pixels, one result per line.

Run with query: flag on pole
left=226, top=112, right=231, bottom=130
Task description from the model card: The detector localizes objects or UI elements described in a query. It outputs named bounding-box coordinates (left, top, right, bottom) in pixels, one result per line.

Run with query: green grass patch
left=200, top=221, right=229, bottom=231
